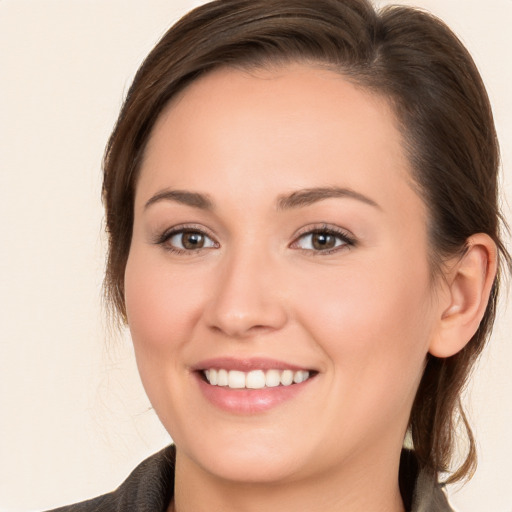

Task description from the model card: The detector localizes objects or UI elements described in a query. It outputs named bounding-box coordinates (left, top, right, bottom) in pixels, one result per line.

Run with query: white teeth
left=207, top=369, right=217, bottom=385
left=280, top=369, right=294, bottom=386
left=217, top=369, right=229, bottom=386
left=265, top=369, right=281, bottom=387
left=294, top=370, right=309, bottom=384
left=228, top=370, right=246, bottom=389
left=203, top=368, right=311, bottom=389
left=246, top=370, right=266, bottom=389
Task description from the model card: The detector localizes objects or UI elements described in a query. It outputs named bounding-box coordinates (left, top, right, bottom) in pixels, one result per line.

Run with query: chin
left=175, top=427, right=310, bottom=484
left=202, top=453, right=303, bottom=484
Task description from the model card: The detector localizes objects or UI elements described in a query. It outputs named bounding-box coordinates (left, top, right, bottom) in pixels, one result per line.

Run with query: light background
left=0, top=1, right=511, bottom=510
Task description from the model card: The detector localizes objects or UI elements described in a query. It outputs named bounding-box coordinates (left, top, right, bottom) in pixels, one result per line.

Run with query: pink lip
left=192, top=357, right=311, bottom=372
left=191, top=357, right=316, bottom=414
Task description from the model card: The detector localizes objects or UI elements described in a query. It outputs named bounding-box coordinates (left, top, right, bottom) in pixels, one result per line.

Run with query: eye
left=292, top=226, right=355, bottom=254
left=170, top=230, right=216, bottom=250
left=156, top=227, right=218, bottom=253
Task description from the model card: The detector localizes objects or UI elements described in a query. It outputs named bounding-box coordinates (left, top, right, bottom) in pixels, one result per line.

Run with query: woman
left=39, top=0, right=507, bottom=510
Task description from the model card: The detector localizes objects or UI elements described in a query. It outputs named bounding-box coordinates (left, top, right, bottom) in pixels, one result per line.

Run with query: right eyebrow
left=144, top=189, right=214, bottom=211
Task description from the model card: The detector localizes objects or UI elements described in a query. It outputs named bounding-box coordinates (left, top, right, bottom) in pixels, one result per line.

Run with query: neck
left=170, top=445, right=406, bottom=512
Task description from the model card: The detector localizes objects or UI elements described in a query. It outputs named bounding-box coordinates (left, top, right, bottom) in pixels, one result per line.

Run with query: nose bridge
left=204, top=242, right=287, bottom=338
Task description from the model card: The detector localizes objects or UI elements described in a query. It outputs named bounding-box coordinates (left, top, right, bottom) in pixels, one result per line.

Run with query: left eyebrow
left=144, top=189, right=214, bottom=211
left=276, top=186, right=381, bottom=210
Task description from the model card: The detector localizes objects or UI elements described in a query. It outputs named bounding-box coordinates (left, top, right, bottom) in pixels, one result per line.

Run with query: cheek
left=123, top=247, right=213, bottom=434
left=124, top=247, right=209, bottom=361
left=293, top=253, right=435, bottom=405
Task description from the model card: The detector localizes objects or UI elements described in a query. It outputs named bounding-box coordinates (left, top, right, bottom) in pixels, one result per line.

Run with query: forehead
left=138, top=63, right=422, bottom=220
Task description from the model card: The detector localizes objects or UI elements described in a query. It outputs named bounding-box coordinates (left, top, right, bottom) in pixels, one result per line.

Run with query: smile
left=203, top=369, right=311, bottom=389
left=193, top=358, right=318, bottom=413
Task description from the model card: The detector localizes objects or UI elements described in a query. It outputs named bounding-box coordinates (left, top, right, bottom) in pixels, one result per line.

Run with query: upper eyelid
left=291, top=224, right=355, bottom=240
left=290, top=225, right=356, bottom=251
left=154, top=223, right=219, bottom=246
left=153, top=222, right=355, bottom=247
left=160, top=223, right=216, bottom=237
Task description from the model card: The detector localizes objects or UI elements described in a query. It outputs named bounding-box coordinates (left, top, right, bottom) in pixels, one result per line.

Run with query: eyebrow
left=144, top=186, right=380, bottom=212
left=144, top=189, right=214, bottom=211
left=276, top=186, right=381, bottom=210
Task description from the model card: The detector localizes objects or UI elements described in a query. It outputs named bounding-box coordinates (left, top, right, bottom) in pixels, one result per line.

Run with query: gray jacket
left=47, top=445, right=454, bottom=512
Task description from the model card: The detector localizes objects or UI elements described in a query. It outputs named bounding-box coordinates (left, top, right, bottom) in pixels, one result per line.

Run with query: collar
left=48, top=445, right=453, bottom=512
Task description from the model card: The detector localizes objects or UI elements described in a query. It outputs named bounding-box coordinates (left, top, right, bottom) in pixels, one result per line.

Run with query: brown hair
left=102, top=0, right=509, bottom=483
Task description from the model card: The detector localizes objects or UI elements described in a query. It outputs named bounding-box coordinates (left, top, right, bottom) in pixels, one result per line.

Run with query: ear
left=429, top=233, right=498, bottom=358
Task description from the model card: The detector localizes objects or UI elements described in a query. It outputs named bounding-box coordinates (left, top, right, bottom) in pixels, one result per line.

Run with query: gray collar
left=400, top=449, right=454, bottom=512
left=47, top=445, right=454, bottom=512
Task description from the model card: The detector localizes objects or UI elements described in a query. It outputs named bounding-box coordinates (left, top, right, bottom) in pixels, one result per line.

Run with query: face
left=125, top=64, right=444, bottom=484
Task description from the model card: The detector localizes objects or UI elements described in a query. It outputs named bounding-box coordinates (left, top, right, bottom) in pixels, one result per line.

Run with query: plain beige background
left=1, top=1, right=511, bottom=510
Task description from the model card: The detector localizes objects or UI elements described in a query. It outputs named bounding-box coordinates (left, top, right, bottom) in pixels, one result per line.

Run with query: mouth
left=200, top=368, right=315, bottom=389
left=192, top=357, right=318, bottom=413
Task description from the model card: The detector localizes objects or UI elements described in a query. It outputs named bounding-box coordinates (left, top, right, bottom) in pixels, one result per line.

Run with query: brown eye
left=181, top=231, right=206, bottom=249
left=311, top=232, right=337, bottom=250
left=165, top=229, right=217, bottom=251
left=294, top=229, right=353, bottom=253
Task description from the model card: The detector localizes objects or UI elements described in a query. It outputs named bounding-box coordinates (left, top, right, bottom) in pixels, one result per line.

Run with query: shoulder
left=45, top=445, right=176, bottom=512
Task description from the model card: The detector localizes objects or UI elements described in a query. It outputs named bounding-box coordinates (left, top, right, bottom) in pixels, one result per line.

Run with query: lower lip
left=194, top=372, right=314, bottom=414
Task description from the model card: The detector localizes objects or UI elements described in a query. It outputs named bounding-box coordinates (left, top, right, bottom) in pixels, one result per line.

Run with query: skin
left=124, top=64, right=460, bottom=511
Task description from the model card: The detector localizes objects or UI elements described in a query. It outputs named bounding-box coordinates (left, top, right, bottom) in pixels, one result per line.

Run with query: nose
left=203, top=248, right=288, bottom=339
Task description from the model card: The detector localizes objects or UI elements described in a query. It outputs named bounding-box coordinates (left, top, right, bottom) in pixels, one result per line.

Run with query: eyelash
left=154, top=224, right=356, bottom=256
left=290, top=224, right=356, bottom=255
left=154, top=224, right=219, bottom=255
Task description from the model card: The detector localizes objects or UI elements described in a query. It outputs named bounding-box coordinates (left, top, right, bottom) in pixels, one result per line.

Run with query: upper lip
left=192, top=357, right=313, bottom=372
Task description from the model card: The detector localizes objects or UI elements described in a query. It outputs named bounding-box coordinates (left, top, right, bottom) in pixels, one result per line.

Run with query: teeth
left=206, top=369, right=217, bottom=385
left=228, top=370, right=246, bottom=389
left=294, top=370, right=306, bottom=384
left=203, top=368, right=310, bottom=389
left=217, top=369, right=228, bottom=387
left=265, top=369, right=281, bottom=387
left=280, top=369, right=294, bottom=386
left=246, top=370, right=266, bottom=389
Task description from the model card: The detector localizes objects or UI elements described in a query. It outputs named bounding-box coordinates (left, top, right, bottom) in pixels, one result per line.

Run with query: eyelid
left=290, top=223, right=356, bottom=253
left=152, top=222, right=355, bottom=255
left=153, top=223, right=219, bottom=253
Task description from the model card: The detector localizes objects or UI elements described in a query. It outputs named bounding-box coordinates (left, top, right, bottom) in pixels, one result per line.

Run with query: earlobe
left=429, top=233, right=498, bottom=358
